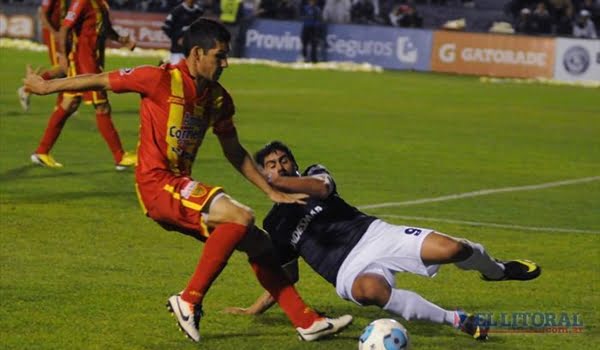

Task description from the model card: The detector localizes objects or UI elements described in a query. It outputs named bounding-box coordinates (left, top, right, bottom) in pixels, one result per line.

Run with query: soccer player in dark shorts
left=30, top=0, right=137, bottom=170
left=23, top=18, right=352, bottom=343
left=224, top=140, right=542, bottom=341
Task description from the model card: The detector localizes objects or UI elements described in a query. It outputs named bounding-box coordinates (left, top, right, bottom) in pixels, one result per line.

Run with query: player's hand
left=126, top=36, right=136, bottom=51
left=269, top=190, right=308, bottom=205
left=120, top=34, right=136, bottom=51
left=223, top=307, right=255, bottom=315
left=23, top=65, right=48, bottom=95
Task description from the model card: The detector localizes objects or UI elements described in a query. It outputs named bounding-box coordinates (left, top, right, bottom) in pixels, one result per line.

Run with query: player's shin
left=383, top=289, right=455, bottom=326
left=238, top=226, right=320, bottom=329
left=181, top=223, right=248, bottom=305
left=35, top=105, right=71, bottom=154
left=95, top=110, right=125, bottom=163
left=454, top=240, right=504, bottom=279
left=248, top=253, right=319, bottom=329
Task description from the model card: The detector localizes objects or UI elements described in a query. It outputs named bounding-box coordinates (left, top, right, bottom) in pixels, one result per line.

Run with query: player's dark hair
left=254, top=141, right=298, bottom=171
left=182, top=18, right=231, bottom=56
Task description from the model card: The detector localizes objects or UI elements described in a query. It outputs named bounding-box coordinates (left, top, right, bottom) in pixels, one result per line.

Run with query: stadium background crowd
left=2, top=0, right=597, bottom=38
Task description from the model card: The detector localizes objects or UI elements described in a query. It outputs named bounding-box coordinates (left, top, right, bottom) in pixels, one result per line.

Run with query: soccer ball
left=358, top=318, right=409, bottom=350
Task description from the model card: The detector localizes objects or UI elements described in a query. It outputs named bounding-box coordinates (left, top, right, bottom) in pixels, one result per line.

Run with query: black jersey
left=263, top=164, right=377, bottom=286
left=162, top=3, right=204, bottom=53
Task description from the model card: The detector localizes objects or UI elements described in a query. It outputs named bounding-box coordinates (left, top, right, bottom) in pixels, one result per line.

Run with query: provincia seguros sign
left=244, top=19, right=432, bottom=71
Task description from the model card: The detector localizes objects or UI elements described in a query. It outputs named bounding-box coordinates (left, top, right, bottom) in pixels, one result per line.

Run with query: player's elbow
left=313, top=185, right=330, bottom=199
left=312, top=180, right=332, bottom=199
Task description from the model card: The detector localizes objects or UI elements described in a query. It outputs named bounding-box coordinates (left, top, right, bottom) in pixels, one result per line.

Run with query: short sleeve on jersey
left=109, top=66, right=164, bottom=96
left=212, top=89, right=236, bottom=137
left=63, top=0, right=85, bottom=28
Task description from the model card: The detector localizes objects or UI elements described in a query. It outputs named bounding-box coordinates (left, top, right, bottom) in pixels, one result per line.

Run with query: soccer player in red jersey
left=24, top=18, right=352, bottom=343
left=30, top=0, right=137, bottom=170
left=17, top=0, right=69, bottom=112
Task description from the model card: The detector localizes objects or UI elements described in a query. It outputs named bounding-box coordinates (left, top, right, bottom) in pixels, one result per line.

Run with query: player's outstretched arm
left=23, top=65, right=111, bottom=95
left=223, top=291, right=276, bottom=316
left=218, top=134, right=308, bottom=204
left=269, top=174, right=332, bottom=199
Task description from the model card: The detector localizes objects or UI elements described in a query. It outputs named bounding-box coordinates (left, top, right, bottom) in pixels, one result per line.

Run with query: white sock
left=454, top=240, right=504, bottom=279
left=383, top=289, right=456, bottom=326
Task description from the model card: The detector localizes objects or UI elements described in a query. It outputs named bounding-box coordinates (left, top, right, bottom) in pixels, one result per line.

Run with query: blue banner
left=243, top=19, right=433, bottom=71
left=244, top=20, right=303, bottom=62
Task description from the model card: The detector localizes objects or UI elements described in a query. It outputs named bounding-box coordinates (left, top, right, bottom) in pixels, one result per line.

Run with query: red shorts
left=42, top=28, right=59, bottom=66
left=138, top=177, right=224, bottom=241
left=65, top=40, right=107, bottom=104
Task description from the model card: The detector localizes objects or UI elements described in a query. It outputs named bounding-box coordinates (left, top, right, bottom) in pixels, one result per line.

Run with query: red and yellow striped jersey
left=108, top=61, right=236, bottom=204
left=41, top=0, right=69, bottom=30
left=63, top=0, right=109, bottom=50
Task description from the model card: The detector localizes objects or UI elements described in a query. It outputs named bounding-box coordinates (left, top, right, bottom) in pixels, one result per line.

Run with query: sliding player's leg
left=420, top=233, right=542, bottom=281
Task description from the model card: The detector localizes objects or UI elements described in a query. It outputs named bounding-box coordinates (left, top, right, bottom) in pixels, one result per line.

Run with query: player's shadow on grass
left=1, top=111, right=28, bottom=117
left=6, top=190, right=133, bottom=204
left=0, top=164, right=133, bottom=182
left=0, top=164, right=78, bottom=181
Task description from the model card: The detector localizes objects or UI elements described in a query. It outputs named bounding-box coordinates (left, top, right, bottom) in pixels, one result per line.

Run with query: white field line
left=376, top=214, right=600, bottom=234
left=358, top=176, right=600, bottom=210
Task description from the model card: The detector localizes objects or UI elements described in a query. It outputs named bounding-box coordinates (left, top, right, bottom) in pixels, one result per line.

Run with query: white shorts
left=335, top=219, right=440, bottom=304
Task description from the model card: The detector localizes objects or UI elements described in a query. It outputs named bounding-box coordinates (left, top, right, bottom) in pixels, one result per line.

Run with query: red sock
left=249, top=253, right=319, bottom=329
left=35, top=105, right=71, bottom=154
left=56, top=93, right=63, bottom=107
left=181, top=223, right=248, bottom=305
left=95, top=110, right=124, bottom=163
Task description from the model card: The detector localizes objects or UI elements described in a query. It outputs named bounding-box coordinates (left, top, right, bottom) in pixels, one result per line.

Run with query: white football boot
left=297, top=314, right=353, bottom=341
left=166, top=294, right=203, bottom=342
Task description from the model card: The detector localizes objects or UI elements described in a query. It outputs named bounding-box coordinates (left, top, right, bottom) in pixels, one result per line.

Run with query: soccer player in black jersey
left=162, top=0, right=204, bottom=64
left=224, top=140, right=542, bottom=340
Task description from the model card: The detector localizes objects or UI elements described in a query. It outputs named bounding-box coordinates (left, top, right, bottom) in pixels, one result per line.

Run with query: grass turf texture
left=1, top=48, right=599, bottom=349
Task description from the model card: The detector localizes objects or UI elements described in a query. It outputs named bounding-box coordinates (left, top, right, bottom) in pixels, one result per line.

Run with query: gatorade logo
left=439, top=43, right=456, bottom=63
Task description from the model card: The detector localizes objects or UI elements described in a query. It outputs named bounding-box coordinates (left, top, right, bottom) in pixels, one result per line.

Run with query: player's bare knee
left=206, top=195, right=255, bottom=227
left=230, top=205, right=254, bottom=227
left=352, top=274, right=391, bottom=307
left=432, top=234, right=471, bottom=262
left=454, top=240, right=473, bottom=261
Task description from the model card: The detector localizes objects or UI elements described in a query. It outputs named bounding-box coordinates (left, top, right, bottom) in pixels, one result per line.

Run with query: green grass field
left=1, top=47, right=599, bottom=350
